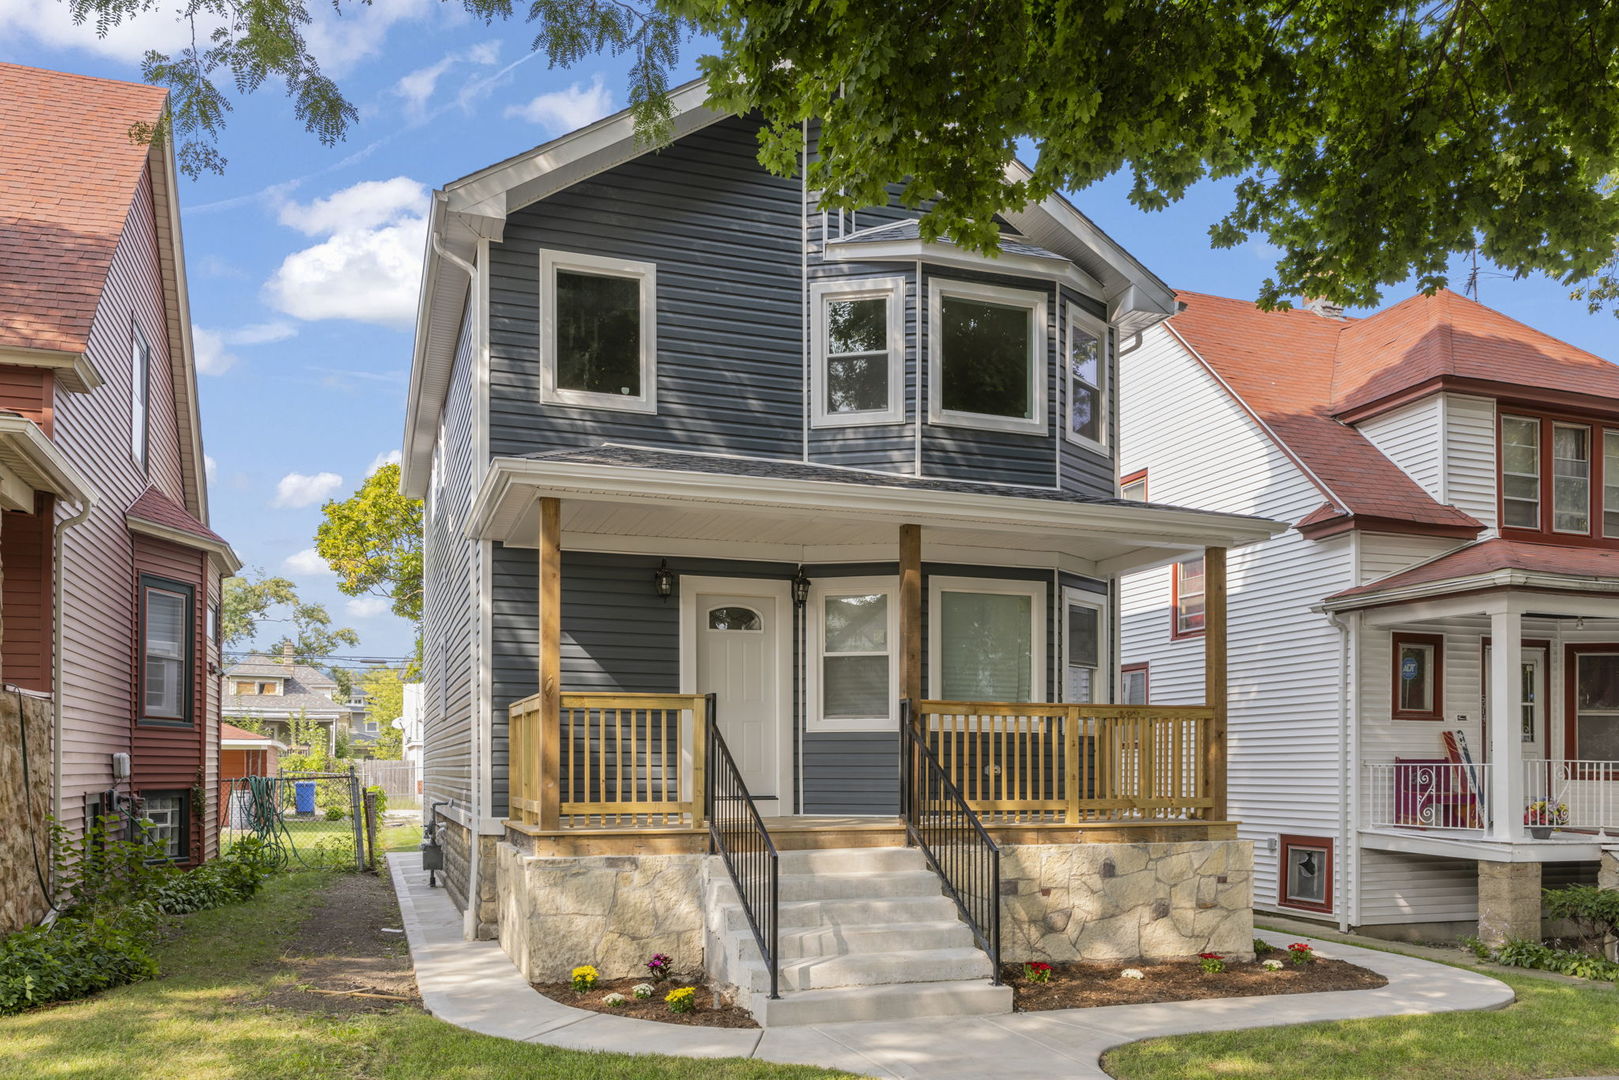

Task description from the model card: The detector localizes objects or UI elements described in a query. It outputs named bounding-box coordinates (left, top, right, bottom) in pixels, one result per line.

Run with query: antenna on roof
left=1464, top=248, right=1481, bottom=301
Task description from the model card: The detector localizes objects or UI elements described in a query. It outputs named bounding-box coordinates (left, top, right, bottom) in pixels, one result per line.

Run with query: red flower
left=1027, top=962, right=1052, bottom=971
left=1288, top=943, right=1312, bottom=952
left=1198, top=953, right=1223, bottom=960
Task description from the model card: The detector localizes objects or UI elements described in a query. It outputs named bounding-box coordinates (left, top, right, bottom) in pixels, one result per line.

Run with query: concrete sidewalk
left=387, top=853, right=1514, bottom=1080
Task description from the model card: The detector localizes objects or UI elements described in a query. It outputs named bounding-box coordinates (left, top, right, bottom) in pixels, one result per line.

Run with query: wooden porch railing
left=508, top=692, right=710, bottom=829
left=912, top=700, right=1217, bottom=823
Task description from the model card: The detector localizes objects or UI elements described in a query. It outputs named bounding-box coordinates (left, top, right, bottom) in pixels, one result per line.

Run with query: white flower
left=631, top=983, right=655, bottom=1000
left=1262, top=958, right=1284, bottom=971
left=1120, top=968, right=1146, bottom=980
left=602, top=992, right=628, bottom=1007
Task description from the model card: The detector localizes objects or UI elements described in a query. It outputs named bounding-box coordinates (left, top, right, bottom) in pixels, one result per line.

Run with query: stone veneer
left=438, top=818, right=499, bottom=939
left=1476, top=861, right=1542, bottom=946
left=0, top=692, right=52, bottom=934
left=495, top=841, right=705, bottom=982
left=999, top=841, right=1254, bottom=962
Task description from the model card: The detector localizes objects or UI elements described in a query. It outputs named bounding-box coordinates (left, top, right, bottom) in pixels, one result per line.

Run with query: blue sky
left=3, top=1, right=1615, bottom=661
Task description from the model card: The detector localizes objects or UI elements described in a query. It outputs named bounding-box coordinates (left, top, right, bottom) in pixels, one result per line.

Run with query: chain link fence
left=219, top=771, right=366, bottom=871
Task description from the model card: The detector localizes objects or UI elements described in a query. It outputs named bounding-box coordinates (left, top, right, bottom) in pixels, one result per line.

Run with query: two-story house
left=404, top=84, right=1278, bottom=1025
left=220, top=650, right=346, bottom=755
left=1120, top=288, right=1619, bottom=946
left=0, top=64, right=239, bottom=932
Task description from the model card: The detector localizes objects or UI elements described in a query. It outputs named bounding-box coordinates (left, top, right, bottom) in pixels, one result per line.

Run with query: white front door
left=685, top=579, right=791, bottom=813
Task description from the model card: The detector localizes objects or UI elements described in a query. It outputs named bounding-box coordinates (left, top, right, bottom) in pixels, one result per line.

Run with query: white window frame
left=807, top=575, right=900, bottom=732
left=1060, top=587, right=1109, bottom=704
left=809, top=276, right=906, bottom=428
left=1063, top=303, right=1108, bottom=454
left=130, top=323, right=150, bottom=469
left=927, top=279, right=1047, bottom=435
left=927, top=575, right=1046, bottom=703
left=538, top=248, right=657, bottom=414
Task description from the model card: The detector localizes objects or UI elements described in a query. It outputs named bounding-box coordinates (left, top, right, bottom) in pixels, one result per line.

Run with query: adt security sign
left=1401, top=657, right=1420, bottom=681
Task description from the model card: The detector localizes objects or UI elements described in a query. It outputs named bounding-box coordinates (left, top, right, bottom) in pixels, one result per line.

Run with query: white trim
left=809, top=276, right=906, bottom=428
left=1063, top=301, right=1109, bottom=455
left=538, top=248, right=658, bottom=414
left=806, top=575, right=900, bottom=733
left=928, top=574, right=1047, bottom=702
left=678, top=575, right=796, bottom=812
left=0, top=346, right=102, bottom=393
left=126, top=516, right=243, bottom=575
left=130, top=323, right=150, bottom=471
left=824, top=234, right=1103, bottom=295
left=1059, top=586, right=1109, bottom=704
left=928, top=279, right=1048, bottom=435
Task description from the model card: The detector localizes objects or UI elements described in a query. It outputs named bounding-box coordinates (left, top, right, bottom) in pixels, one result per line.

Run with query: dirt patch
left=1007, top=955, right=1387, bottom=1010
left=532, top=975, right=758, bottom=1028
left=247, top=871, right=421, bottom=1016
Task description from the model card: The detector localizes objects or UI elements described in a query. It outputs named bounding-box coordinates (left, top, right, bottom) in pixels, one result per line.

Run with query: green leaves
left=313, top=463, right=423, bottom=626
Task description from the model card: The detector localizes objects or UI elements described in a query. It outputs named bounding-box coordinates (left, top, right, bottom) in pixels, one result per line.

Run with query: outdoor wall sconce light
left=653, top=560, right=675, bottom=601
left=791, top=567, right=811, bottom=608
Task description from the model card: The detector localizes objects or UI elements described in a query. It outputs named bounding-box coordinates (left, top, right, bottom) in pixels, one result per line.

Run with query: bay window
left=1552, top=423, right=1591, bottom=534
left=810, top=277, right=905, bottom=427
left=809, top=577, right=898, bottom=731
left=1501, top=411, right=1619, bottom=543
left=1605, top=431, right=1619, bottom=538
left=1065, top=305, right=1106, bottom=450
left=140, top=576, right=193, bottom=726
left=929, top=280, right=1046, bottom=434
left=1501, top=415, right=1540, bottom=529
left=929, top=576, right=1045, bottom=702
left=540, top=249, right=656, bottom=412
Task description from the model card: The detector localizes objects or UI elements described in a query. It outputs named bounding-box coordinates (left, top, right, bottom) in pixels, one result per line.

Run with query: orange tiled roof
left=0, top=63, right=167, bottom=355
left=1168, top=291, right=1484, bottom=533
left=1326, top=538, right=1619, bottom=603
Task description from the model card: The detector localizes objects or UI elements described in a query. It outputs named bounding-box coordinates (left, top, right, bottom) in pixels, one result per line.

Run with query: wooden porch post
left=537, top=497, right=562, bottom=830
left=900, top=525, right=922, bottom=704
left=1203, top=547, right=1229, bottom=821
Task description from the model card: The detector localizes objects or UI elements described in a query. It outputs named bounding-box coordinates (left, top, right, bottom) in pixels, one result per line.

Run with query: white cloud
left=302, top=0, right=434, bottom=75
left=345, top=596, right=391, bottom=618
left=204, top=455, right=218, bottom=482
left=395, top=41, right=503, bottom=119
left=191, top=321, right=296, bottom=375
left=273, top=471, right=344, bottom=509
left=504, top=74, right=615, bottom=135
left=368, top=448, right=403, bottom=475
left=264, top=178, right=428, bottom=329
left=284, top=547, right=334, bottom=576
left=0, top=0, right=189, bottom=62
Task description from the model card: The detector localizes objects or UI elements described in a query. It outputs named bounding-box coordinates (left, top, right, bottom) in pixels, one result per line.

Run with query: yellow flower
left=570, top=965, right=598, bottom=992
left=665, top=986, right=696, bottom=1013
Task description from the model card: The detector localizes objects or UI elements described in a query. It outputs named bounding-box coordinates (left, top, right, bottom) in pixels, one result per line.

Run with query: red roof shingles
left=1168, top=291, right=1484, bottom=532
left=0, top=63, right=167, bottom=355
left=126, top=486, right=228, bottom=547
left=1327, top=538, right=1619, bottom=603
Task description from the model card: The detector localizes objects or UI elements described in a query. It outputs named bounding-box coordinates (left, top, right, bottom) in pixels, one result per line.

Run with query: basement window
left=1279, top=834, right=1332, bottom=913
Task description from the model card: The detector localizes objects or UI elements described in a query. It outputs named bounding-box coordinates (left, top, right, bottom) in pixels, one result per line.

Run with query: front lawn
left=0, top=870, right=860, bottom=1080
left=1104, top=963, right=1619, bottom=1080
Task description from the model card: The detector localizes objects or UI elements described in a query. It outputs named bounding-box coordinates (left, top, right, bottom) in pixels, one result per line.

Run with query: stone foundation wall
left=1000, top=840, right=1253, bottom=962
left=438, top=819, right=499, bottom=938
left=495, top=841, right=705, bottom=982
left=0, top=692, right=53, bottom=935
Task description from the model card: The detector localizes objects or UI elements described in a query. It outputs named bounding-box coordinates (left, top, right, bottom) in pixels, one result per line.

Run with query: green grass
left=0, top=871, right=860, bottom=1080
left=1104, top=964, right=1619, bottom=1080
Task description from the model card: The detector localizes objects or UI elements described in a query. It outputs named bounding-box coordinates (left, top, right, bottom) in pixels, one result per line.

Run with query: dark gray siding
left=422, top=296, right=478, bottom=820
left=1057, top=285, right=1118, bottom=495
left=488, top=115, right=804, bottom=461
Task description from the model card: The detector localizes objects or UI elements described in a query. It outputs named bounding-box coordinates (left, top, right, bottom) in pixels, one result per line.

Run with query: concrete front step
left=775, top=846, right=927, bottom=875
left=777, top=869, right=945, bottom=902
left=751, top=978, right=1014, bottom=1027
left=715, top=892, right=961, bottom=933
left=742, top=945, right=994, bottom=993
left=732, top=919, right=978, bottom=963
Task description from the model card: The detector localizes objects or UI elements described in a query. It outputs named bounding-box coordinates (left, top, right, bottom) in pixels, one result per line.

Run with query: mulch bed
left=1007, top=954, right=1387, bottom=1010
left=531, top=975, right=759, bottom=1028
left=244, top=871, right=422, bottom=1017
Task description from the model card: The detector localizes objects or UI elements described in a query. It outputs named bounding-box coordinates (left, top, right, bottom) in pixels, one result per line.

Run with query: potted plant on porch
left=1523, top=800, right=1568, bottom=839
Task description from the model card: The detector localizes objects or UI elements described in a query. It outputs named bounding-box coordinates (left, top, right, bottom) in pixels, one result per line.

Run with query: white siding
left=1357, top=533, right=1466, bottom=585
left=1119, top=325, right=1354, bottom=919
left=1444, top=394, right=1497, bottom=531
left=1356, top=396, right=1445, bottom=502
left=1358, top=850, right=1478, bottom=924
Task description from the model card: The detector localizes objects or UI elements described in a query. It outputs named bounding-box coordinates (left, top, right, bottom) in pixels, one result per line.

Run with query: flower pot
left=1529, top=826, right=1552, bottom=840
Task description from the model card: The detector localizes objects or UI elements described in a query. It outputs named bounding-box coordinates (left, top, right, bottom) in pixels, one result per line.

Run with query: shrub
left=1542, top=884, right=1619, bottom=948
left=1252, top=938, right=1276, bottom=955
left=365, top=785, right=388, bottom=818
left=1491, top=939, right=1619, bottom=982
left=0, top=916, right=159, bottom=1016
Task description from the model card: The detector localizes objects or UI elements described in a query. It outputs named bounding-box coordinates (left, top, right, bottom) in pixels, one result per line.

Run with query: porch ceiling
left=469, top=447, right=1283, bottom=575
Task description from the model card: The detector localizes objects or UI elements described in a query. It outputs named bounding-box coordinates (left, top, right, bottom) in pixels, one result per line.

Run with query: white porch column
left=1488, top=606, right=1525, bottom=842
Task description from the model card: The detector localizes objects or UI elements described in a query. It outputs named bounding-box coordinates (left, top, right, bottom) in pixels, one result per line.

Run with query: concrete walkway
left=387, top=854, right=1514, bottom=1080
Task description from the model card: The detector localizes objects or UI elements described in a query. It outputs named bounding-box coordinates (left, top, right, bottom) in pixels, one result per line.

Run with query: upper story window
left=1500, top=412, right=1619, bottom=544
left=539, top=249, right=656, bottom=413
left=928, top=280, right=1047, bottom=435
left=130, top=324, right=150, bottom=470
left=140, top=575, right=194, bottom=727
left=810, top=277, right=905, bottom=427
left=1120, top=469, right=1147, bottom=501
left=1172, top=557, right=1205, bottom=639
left=233, top=679, right=283, bottom=696
left=1065, top=305, right=1106, bottom=452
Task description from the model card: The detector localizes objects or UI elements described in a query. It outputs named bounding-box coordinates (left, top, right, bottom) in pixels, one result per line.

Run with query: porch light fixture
left=791, top=568, right=811, bottom=608
left=652, top=560, right=675, bottom=601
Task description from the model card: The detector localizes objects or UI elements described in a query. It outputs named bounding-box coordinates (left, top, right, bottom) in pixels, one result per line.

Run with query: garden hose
left=240, top=776, right=295, bottom=869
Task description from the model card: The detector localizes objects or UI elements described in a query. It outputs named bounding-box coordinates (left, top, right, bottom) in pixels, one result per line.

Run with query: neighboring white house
left=398, top=683, right=423, bottom=769
left=1120, top=288, right=1619, bottom=943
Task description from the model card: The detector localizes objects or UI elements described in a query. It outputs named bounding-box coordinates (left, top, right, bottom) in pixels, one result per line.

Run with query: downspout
left=52, top=494, right=97, bottom=875
left=1327, top=607, right=1359, bottom=934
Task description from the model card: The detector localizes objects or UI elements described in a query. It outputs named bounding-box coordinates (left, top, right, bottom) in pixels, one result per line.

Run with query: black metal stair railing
left=900, top=699, right=1002, bottom=984
left=705, top=694, right=780, bottom=999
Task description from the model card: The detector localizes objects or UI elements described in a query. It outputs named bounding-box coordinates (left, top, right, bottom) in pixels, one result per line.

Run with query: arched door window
left=707, top=606, right=762, bottom=632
